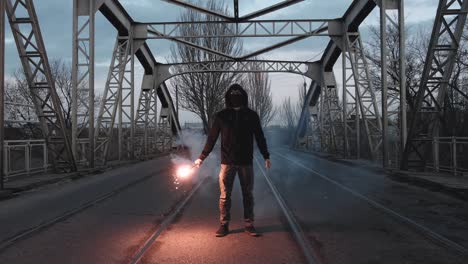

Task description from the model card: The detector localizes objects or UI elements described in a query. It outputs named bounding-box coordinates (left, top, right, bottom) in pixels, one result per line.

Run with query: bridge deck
left=0, top=149, right=467, bottom=264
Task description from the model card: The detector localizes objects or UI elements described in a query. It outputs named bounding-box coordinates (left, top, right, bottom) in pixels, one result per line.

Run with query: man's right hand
left=194, top=158, right=203, bottom=168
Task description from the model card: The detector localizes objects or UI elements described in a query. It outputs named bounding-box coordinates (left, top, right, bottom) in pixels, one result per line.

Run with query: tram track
left=273, top=149, right=468, bottom=257
left=0, top=167, right=172, bottom=253
left=129, top=157, right=322, bottom=264
left=253, top=155, right=321, bottom=264
left=128, top=176, right=208, bottom=264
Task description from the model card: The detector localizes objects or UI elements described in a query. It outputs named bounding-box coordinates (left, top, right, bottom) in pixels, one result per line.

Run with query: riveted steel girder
left=342, top=32, right=382, bottom=160
left=319, top=71, right=344, bottom=154
left=154, top=60, right=321, bottom=88
left=294, top=81, right=321, bottom=148
left=142, top=20, right=330, bottom=39
left=162, top=0, right=304, bottom=22
left=134, top=75, right=158, bottom=158
left=6, top=0, right=76, bottom=172
left=402, top=0, right=468, bottom=170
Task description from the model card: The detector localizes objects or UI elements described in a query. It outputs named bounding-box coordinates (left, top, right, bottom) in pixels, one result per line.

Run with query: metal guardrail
left=432, top=137, right=468, bottom=176
left=3, top=139, right=50, bottom=180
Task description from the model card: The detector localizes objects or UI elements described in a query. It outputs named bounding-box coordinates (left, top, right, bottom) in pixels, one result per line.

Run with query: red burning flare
left=176, top=164, right=195, bottom=179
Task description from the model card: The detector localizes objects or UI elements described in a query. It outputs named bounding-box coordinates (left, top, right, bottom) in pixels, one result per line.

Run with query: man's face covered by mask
left=230, top=89, right=243, bottom=108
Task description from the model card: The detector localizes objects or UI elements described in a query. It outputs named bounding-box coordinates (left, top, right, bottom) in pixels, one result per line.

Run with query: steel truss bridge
left=0, top=0, right=467, bottom=182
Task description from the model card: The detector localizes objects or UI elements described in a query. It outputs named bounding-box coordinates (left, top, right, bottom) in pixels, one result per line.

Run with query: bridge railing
left=432, top=137, right=468, bottom=176
left=3, top=140, right=50, bottom=180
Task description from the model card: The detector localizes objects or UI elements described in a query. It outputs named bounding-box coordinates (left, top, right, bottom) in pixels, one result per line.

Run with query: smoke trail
left=171, top=130, right=220, bottom=187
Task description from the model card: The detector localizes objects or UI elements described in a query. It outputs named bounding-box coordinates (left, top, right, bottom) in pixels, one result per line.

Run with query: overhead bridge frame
left=141, top=19, right=330, bottom=39
left=71, top=0, right=181, bottom=167
left=161, top=0, right=305, bottom=22
left=153, top=60, right=321, bottom=88
left=3, top=0, right=466, bottom=177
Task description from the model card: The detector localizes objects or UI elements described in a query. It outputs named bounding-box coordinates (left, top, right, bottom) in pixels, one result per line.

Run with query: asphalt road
left=0, top=149, right=467, bottom=263
left=137, top=163, right=306, bottom=264
left=266, top=148, right=468, bottom=264
left=0, top=156, right=194, bottom=263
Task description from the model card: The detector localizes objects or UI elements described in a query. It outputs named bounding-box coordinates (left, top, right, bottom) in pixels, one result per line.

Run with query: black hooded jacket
left=199, top=84, right=270, bottom=165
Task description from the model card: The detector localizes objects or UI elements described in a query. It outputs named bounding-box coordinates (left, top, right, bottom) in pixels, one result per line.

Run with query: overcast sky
left=4, top=0, right=439, bottom=125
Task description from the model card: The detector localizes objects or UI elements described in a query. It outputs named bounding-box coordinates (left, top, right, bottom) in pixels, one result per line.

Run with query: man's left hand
left=265, top=159, right=271, bottom=169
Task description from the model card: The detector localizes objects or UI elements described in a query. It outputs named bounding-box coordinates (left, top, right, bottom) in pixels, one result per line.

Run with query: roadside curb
left=387, top=171, right=468, bottom=201
left=0, top=190, right=13, bottom=200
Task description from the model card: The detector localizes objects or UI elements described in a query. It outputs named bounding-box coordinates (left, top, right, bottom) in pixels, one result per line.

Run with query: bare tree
left=49, top=59, right=101, bottom=128
left=365, top=23, right=424, bottom=111
left=365, top=21, right=468, bottom=137
left=278, top=84, right=306, bottom=132
left=170, top=0, right=243, bottom=133
left=279, top=97, right=297, bottom=130
left=244, top=64, right=276, bottom=126
left=5, top=59, right=101, bottom=138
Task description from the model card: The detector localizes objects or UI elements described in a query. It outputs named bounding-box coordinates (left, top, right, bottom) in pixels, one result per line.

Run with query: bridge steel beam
left=319, top=71, right=343, bottom=154
left=293, top=81, right=321, bottom=149
left=0, top=0, right=4, bottom=188
left=378, top=0, right=406, bottom=168
left=7, top=0, right=76, bottom=172
left=162, top=0, right=305, bottom=22
left=95, top=35, right=138, bottom=164
left=142, top=19, right=330, bottom=39
left=154, top=60, right=320, bottom=87
left=338, top=32, right=383, bottom=160
left=402, top=0, right=468, bottom=170
left=135, top=75, right=158, bottom=159
left=319, top=0, right=405, bottom=167
left=72, top=0, right=181, bottom=167
left=99, top=0, right=180, bottom=137
left=72, top=0, right=104, bottom=168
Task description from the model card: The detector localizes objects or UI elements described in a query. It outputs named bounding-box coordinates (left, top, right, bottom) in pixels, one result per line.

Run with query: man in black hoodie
left=194, top=83, right=271, bottom=237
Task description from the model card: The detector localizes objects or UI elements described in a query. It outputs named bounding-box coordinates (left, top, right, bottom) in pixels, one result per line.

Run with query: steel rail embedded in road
left=0, top=167, right=171, bottom=252
left=274, top=149, right=468, bottom=257
left=129, top=176, right=207, bottom=264
left=253, top=155, right=320, bottom=264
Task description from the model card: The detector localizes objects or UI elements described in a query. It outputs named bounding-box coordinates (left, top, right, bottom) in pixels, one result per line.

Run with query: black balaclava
left=225, top=83, right=248, bottom=109
left=230, top=89, right=243, bottom=108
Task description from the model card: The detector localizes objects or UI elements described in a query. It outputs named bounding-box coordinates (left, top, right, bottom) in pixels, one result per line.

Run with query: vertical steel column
left=0, top=0, right=4, bottom=189
left=342, top=51, right=349, bottom=157
left=95, top=36, right=134, bottom=163
left=7, top=0, right=76, bottom=171
left=152, top=84, right=158, bottom=153
left=117, top=38, right=123, bottom=161
left=89, top=0, right=95, bottom=168
left=130, top=37, right=135, bottom=160
left=399, top=0, right=407, bottom=150
left=379, top=0, right=406, bottom=168
left=380, top=0, right=389, bottom=168
left=72, top=0, right=78, bottom=160
left=345, top=32, right=382, bottom=160
left=135, top=89, right=149, bottom=158
left=95, top=39, right=119, bottom=164
left=402, top=0, right=468, bottom=170
left=342, top=35, right=363, bottom=159
left=72, top=0, right=97, bottom=168
left=320, top=71, right=342, bottom=154
left=134, top=75, right=155, bottom=158
left=116, top=35, right=134, bottom=161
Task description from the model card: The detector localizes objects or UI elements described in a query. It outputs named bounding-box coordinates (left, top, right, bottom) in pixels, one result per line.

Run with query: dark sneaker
left=216, top=224, right=229, bottom=237
left=244, top=225, right=260, bottom=237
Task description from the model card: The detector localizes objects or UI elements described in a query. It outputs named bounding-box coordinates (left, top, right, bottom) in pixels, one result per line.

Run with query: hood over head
left=225, top=83, right=248, bottom=108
